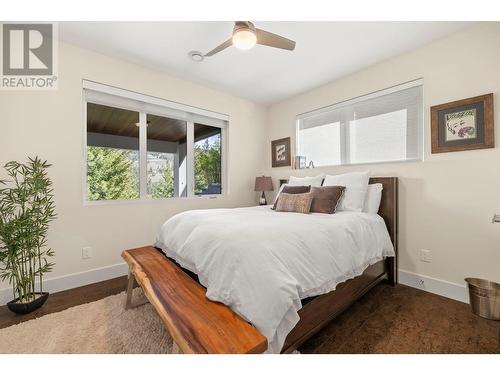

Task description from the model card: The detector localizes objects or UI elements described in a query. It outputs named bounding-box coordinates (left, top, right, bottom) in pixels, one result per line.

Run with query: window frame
left=82, top=80, right=228, bottom=205
left=295, top=79, right=424, bottom=168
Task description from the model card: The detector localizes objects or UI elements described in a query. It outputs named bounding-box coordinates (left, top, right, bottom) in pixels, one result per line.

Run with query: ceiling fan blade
left=255, top=28, right=296, bottom=51
left=204, top=39, right=233, bottom=57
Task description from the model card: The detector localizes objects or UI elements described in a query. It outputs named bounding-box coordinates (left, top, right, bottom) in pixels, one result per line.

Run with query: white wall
left=2, top=24, right=499, bottom=305
left=0, top=41, right=268, bottom=301
left=266, top=23, right=500, bottom=291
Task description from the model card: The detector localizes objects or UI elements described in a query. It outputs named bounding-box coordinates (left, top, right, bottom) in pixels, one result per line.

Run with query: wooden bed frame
left=282, top=177, right=398, bottom=352
left=122, top=177, right=398, bottom=354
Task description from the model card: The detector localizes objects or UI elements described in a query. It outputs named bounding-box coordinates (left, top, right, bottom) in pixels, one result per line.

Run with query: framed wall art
left=271, top=137, right=291, bottom=167
left=431, top=93, right=494, bottom=153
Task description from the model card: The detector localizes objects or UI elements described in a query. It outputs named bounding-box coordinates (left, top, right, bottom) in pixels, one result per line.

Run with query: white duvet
left=155, top=205, right=394, bottom=353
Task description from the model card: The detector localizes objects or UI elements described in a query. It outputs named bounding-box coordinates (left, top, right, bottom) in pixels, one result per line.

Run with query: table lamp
left=254, top=176, right=274, bottom=205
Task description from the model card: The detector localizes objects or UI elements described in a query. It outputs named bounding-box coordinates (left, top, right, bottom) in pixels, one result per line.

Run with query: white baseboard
left=398, top=269, right=469, bottom=304
left=0, top=265, right=469, bottom=307
left=0, top=262, right=128, bottom=305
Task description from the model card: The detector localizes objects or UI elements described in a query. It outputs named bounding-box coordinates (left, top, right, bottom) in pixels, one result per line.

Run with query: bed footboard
left=282, top=259, right=388, bottom=353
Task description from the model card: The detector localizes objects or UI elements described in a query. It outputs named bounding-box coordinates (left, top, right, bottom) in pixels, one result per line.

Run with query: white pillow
left=363, top=183, right=383, bottom=214
left=322, top=171, right=369, bottom=212
left=288, top=174, right=324, bottom=187
left=273, top=175, right=324, bottom=204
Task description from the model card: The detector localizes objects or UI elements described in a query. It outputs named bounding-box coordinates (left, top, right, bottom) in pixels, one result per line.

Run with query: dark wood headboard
left=369, top=177, right=398, bottom=284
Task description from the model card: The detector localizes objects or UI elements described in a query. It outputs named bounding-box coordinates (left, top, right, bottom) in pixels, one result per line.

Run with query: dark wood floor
left=300, top=282, right=500, bottom=354
left=0, top=278, right=498, bottom=353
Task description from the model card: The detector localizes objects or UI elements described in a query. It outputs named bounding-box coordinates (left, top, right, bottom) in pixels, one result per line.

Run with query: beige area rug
left=0, top=290, right=173, bottom=354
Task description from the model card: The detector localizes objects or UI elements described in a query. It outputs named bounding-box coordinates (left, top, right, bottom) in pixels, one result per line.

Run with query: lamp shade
left=254, top=176, right=274, bottom=192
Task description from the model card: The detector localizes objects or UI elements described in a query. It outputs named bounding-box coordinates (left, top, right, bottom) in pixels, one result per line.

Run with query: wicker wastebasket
left=465, top=278, right=500, bottom=320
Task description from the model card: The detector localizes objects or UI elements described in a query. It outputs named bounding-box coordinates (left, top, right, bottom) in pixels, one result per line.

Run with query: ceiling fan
left=189, top=21, right=296, bottom=61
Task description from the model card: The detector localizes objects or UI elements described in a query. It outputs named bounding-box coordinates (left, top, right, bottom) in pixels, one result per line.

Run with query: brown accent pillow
left=310, top=186, right=346, bottom=214
left=272, top=185, right=311, bottom=210
left=275, top=192, right=313, bottom=214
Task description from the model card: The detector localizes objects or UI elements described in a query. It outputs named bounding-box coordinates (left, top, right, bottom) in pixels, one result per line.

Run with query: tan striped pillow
left=272, top=185, right=311, bottom=210
left=275, top=192, right=313, bottom=214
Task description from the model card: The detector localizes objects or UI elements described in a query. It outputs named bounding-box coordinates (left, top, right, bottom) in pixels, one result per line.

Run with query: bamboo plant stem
left=0, top=157, right=56, bottom=304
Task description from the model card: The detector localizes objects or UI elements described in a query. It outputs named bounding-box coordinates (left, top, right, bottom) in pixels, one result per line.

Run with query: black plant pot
left=7, top=292, right=49, bottom=314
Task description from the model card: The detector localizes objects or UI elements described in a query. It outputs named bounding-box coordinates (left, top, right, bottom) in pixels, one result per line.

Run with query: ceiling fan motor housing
left=233, top=21, right=256, bottom=35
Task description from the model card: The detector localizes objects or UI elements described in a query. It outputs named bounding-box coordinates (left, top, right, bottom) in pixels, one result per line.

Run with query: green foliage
left=0, top=157, right=57, bottom=302
left=194, top=139, right=221, bottom=194
left=87, top=147, right=139, bottom=200
left=151, top=162, right=174, bottom=198
left=86, top=137, right=221, bottom=200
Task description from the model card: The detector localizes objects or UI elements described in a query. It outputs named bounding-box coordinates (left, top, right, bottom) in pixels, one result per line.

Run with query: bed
left=123, top=177, right=398, bottom=354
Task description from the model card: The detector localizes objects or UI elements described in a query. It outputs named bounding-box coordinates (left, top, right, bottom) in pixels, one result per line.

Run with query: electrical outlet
left=420, top=249, right=432, bottom=263
left=82, top=247, right=92, bottom=259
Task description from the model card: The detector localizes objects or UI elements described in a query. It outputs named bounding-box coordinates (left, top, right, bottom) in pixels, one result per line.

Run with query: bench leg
left=125, top=269, right=149, bottom=310
left=125, top=266, right=182, bottom=354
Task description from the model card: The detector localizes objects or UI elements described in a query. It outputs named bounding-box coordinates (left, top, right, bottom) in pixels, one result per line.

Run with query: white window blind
left=297, top=79, right=423, bottom=167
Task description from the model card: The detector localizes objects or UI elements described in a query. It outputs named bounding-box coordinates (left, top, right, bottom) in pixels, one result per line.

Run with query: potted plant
left=0, top=157, right=56, bottom=314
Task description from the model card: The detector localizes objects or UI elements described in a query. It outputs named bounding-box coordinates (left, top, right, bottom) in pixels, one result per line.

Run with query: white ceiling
left=60, top=22, right=472, bottom=104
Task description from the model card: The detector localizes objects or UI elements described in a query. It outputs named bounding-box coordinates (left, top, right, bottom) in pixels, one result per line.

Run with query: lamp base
left=259, top=191, right=267, bottom=205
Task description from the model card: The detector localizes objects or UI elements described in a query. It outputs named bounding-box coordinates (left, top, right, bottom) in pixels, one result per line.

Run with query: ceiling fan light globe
left=232, top=29, right=257, bottom=50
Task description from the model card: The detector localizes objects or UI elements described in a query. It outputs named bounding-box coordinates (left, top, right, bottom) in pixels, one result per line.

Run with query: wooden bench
left=122, top=246, right=267, bottom=354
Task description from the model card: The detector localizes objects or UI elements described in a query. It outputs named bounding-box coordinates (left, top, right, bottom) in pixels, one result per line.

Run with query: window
left=298, top=121, right=342, bottom=166
left=297, top=80, right=423, bottom=167
left=194, top=124, right=222, bottom=195
left=84, top=81, right=227, bottom=202
left=144, top=113, right=188, bottom=199
left=86, top=104, right=140, bottom=200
